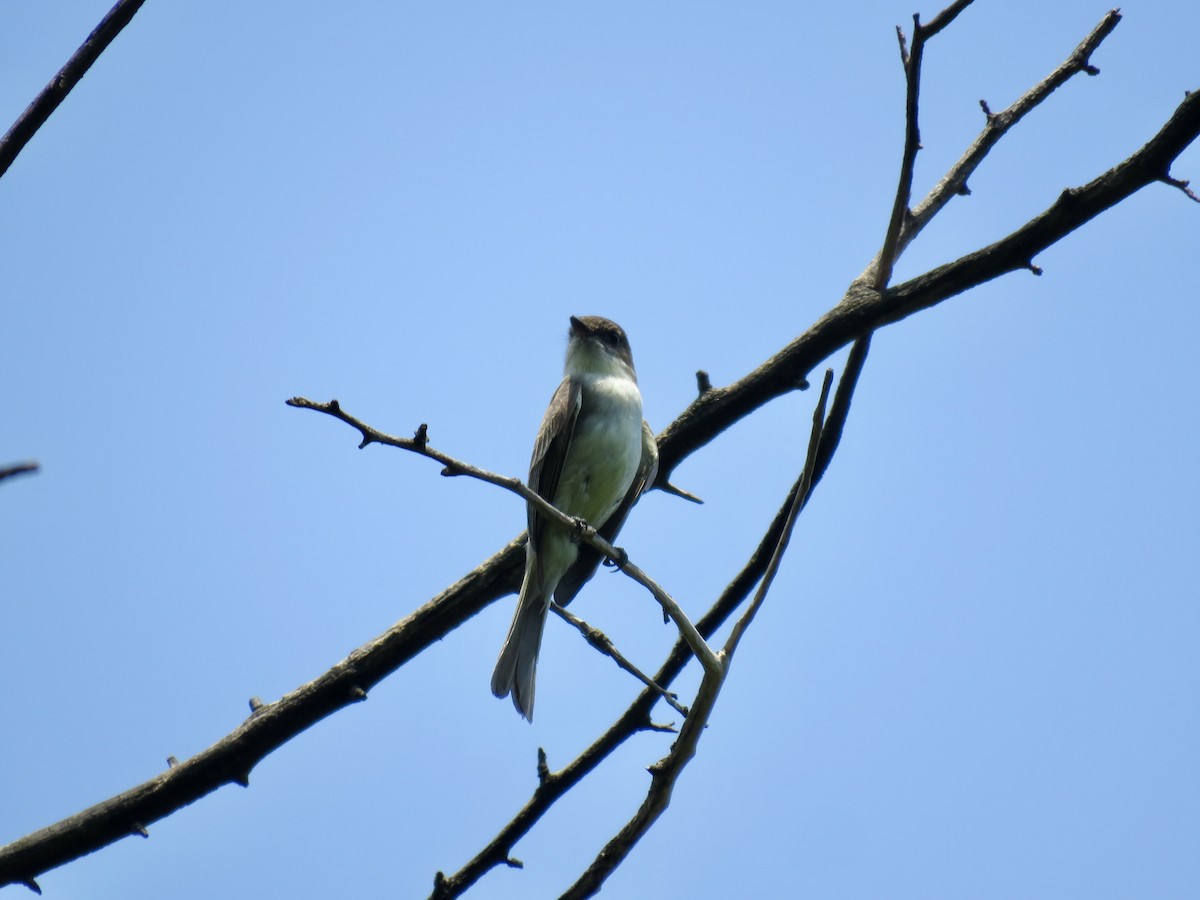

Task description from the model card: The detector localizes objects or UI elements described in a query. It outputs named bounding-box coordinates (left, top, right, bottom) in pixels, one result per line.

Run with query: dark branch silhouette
left=2, top=2, right=1198, bottom=894
left=0, top=462, right=40, bottom=485
left=0, top=0, right=147, bottom=180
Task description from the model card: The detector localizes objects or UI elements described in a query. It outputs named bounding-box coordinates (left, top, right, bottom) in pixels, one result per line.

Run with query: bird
left=491, top=315, right=658, bottom=721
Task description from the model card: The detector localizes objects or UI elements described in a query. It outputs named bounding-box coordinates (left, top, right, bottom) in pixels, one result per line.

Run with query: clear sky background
left=3, top=2, right=1198, bottom=898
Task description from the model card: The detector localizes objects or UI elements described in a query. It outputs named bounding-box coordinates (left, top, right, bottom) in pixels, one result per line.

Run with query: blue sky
left=3, top=1, right=1198, bottom=897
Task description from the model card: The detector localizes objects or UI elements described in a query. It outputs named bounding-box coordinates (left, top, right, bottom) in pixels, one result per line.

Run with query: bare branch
left=656, top=82, right=1199, bottom=486
left=0, top=462, right=40, bottom=484
left=286, top=397, right=722, bottom=675
left=0, top=535, right=527, bottom=888
left=722, top=370, right=833, bottom=662
left=552, top=604, right=688, bottom=718
left=919, top=0, right=975, bottom=39
left=0, top=0, right=148, bottom=180
left=6, top=8, right=1200, bottom=894
left=894, top=9, right=1124, bottom=263
left=1163, top=171, right=1200, bottom=203
left=560, top=371, right=835, bottom=898
left=431, top=450, right=823, bottom=898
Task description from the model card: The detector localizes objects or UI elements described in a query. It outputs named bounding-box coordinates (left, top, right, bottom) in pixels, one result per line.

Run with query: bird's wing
left=554, top=418, right=658, bottom=607
left=527, top=376, right=583, bottom=576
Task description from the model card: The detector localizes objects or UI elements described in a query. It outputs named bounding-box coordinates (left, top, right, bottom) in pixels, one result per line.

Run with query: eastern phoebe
left=491, top=315, right=658, bottom=721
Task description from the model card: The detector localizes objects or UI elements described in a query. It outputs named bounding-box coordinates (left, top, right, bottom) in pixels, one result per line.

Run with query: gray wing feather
left=527, top=377, right=581, bottom=582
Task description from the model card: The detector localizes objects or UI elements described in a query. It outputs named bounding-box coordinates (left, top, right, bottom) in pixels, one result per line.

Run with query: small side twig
left=721, top=369, right=833, bottom=662
left=552, top=604, right=688, bottom=718
left=0, top=462, right=40, bottom=484
left=886, top=9, right=1124, bottom=270
left=287, top=396, right=722, bottom=675
left=876, top=0, right=976, bottom=289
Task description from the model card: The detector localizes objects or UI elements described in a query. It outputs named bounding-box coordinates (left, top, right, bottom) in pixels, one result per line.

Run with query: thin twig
left=876, top=1, right=977, bottom=289
left=722, top=370, right=833, bottom=662
left=877, top=9, right=1124, bottom=272
left=0, top=462, right=40, bottom=484
left=552, top=605, right=688, bottom=718
left=0, top=0, right=148, bottom=180
left=286, top=397, right=722, bottom=676
left=560, top=370, right=836, bottom=899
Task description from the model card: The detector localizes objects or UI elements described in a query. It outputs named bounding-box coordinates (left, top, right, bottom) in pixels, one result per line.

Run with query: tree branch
left=436, top=350, right=870, bottom=897
left=895, top=8, right=1124, bottom=263
left=551, top=604, right=688, bottom=719
left=558, top=372, right=835, bottom=899
left=4, top=8, right=1200, bottom=894
left=655, top=82, right=1199, bottom=485
left=0, top=0, right=148, bottom=180
left=875, top=0, right=977, bottom=289
left=0, top=462, right=40, bottom=484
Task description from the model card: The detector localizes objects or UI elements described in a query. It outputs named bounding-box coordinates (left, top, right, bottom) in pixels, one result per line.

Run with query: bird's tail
left=491, top=580, right=549, bottom=722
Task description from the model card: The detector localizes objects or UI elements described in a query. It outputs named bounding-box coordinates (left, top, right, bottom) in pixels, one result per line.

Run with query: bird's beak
left=569, top=315, right=588, bottom=337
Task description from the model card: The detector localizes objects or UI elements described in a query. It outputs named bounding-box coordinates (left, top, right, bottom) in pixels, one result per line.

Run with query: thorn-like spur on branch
left=552, top=604, right=689, bottom=717
left=0, top=462, right=40, bottom=484
left=1163, top=173, right=1200, bottom=203
left=0, top=0, right=147, bottom=181
left=695, top=370, right=712, bottom=395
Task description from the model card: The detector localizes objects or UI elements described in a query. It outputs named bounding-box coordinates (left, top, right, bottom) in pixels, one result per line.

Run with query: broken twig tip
left=536, top=746, right=550, bottom=784
left=166, top=755, right=179, bottom=769
left=349, top=684, right=368, bottom=701
left=695, top=370, right=712, bottom=395
left=1027, top=261, right=1044, bottom=276
left=413, top=423, right=429, bottom=447
left=20, top=879, right=41, bottom=895
left=1164, top=175, right=1200, bottom=203
left=132, top=823, right=149, bottom=839
left=505, top=857, right=525, bottom=870
left=248, top=696, right=265, bottom=714
left=895, top=25, right=910, bottom=67
left=660, top=481, right=704, bottom=504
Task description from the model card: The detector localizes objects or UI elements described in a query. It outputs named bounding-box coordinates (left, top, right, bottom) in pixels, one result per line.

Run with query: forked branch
left=4, top=4, right=1199, bottom=895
